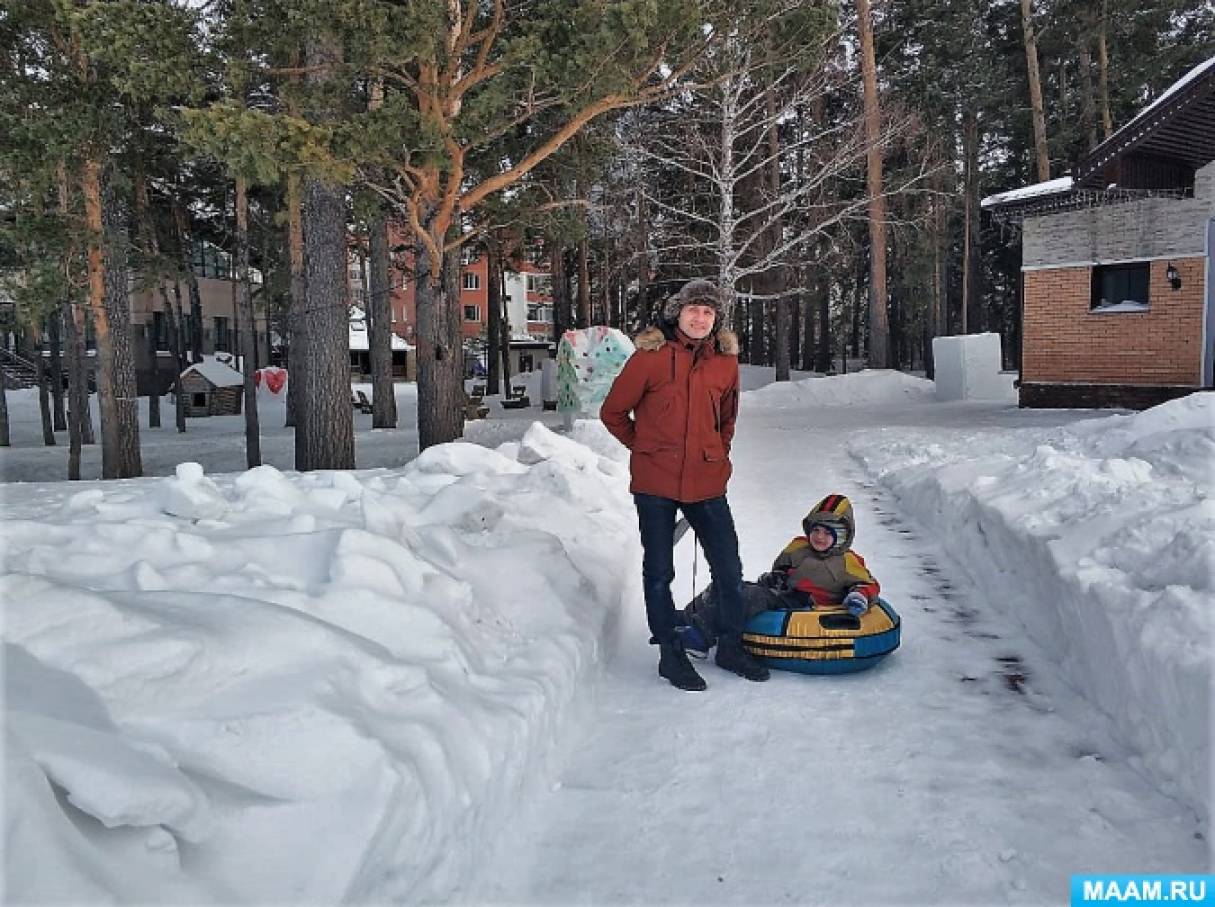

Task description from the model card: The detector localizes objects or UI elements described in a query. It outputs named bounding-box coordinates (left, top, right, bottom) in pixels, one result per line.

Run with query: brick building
left=129, top=243, right=271, bottom=396
left=353, top=228, right=555, bottom=348
left=983, top=57, right=1214, bottom=409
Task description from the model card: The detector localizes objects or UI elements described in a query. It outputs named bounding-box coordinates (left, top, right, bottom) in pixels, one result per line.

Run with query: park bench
left=352, top=390, right=373, bottom=414
left=501, top=384, right=530, bottom=409
left=464, top=388, right=489, bottom=420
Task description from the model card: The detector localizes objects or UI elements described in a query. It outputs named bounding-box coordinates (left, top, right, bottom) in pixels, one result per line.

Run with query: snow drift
left=2, top=423, right=637, bottom=904
left=850, top=393, right=1214, bottom=823
left=745, top=368, right=939, bottom=409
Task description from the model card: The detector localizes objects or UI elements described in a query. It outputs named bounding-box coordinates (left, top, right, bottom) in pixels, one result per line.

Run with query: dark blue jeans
left=634, top=493, right=746, bottom=646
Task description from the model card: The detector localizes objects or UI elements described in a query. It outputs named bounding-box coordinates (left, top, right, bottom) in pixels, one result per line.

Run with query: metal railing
left=0, top=348, right=39, bottom=389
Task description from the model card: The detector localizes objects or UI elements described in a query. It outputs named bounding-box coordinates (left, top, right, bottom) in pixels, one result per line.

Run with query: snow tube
left=742, top=598, right=900, bottom=675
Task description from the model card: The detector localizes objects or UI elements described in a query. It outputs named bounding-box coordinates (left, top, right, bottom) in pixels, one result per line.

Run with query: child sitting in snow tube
left=680, top=493, right=900, bottom=674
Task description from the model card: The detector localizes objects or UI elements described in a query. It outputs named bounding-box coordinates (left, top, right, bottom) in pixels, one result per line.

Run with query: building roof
left=182, top=359, right=244, bottom=388
left=984, top=55, right=1215, bottom=215
left=1076, top=55, right=1215, bottom=189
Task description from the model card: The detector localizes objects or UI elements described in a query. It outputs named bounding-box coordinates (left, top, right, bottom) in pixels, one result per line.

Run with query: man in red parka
left=601, top=279, right=769, bottom=690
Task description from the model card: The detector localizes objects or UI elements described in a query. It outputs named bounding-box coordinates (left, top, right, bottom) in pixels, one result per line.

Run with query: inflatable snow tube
left=742, top=598, right=900, bottom=675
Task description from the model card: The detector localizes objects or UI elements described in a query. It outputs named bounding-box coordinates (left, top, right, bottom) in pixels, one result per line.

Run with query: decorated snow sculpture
left=556, top=326, right=635, bottom=426
left=254, top=367, right=288, bottom=399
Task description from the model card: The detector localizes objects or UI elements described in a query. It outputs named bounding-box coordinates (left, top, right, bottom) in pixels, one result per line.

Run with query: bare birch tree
left=629, top=32, right=925, bottom=376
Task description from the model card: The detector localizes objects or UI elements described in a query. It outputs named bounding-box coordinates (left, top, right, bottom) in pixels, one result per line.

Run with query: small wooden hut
left=180, top=359, right=244, bottom=417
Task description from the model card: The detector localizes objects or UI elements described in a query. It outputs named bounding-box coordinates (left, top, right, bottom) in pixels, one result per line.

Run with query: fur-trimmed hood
left=634, top=325, right=739, bottom=356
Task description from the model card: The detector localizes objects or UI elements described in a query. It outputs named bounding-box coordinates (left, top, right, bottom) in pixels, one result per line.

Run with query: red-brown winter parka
left=600, top=324, right=740, bottom=503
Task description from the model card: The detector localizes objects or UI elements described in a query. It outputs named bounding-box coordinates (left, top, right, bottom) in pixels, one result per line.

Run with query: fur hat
left=662, top=279, right=727, bottom=326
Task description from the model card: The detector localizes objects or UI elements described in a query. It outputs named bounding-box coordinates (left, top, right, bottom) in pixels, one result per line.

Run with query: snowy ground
left=2, top=367, right=1211, bottom=905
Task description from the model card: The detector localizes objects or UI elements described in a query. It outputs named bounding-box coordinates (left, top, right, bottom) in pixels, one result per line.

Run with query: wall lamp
left=1166, top=262, right=1182, bottom=290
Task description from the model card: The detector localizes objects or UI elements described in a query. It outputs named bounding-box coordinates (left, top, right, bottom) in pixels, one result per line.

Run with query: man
left=601, top=279, right=769, bottom=690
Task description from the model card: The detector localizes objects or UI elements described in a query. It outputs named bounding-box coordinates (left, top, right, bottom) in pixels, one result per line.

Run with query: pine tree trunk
left=749, top=285, right=765, bottom=366
left=961, top=107, right=981, bottom=334
left=577, top=232, right=591, bottom=329
left=64, top=308, right=82, bottom=477
left=550, top=244, right=568, bottom=344
left=1020, top=0, right=1051, bottom=182
left=498, top=259, right=512, bottom=397
left=766, top=85, right=790, bottom=382
left=367, top=211, right=397, bottom=428
left=852, top=254, right=865, bottom=362
left=34, top=328, right=55, bottom=447
left=173, top=203, right=204, bottom=362
left=799, top=275, right=813, bottom=372
left=0, top=371, right=8, bottom=447
left=133, top=171, right=164, bottom=430
left=81, top=158, right=123, bottom=477
left=147, top=323, right=161, bottom=428
left=1079, top=42, right=1098, bottom=152
left=1097, top=4, right=1113, bottom=139
left=62, top=301, right=90, bottom=480
left=927, top=192, right=944, bottom=380
left=285, top=171, right=305, bottom=429
left=962, top=107, right=981, bottom=332
left=789, top=292, right=801, bottom=371
left=857, top=0, right=889, bottom=368
left=166, top=287, right=187, bottom=432
left=414, top=220, right=465, bottom=451
left=235, top=176, right=262, bottom=467
left=49, top=314, right=65, bottom=431
left=816, top=282, right=831, bottom=373
left=101, top=170, right=142, bottom=477
left=298, top=173, right=354, bottom=470
left=486, top=242, right=502, bottom=395
left=636, top=191, right=649, bottom=331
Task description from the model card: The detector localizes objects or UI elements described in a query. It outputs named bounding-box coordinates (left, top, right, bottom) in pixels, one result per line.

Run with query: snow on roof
left=348, top=319, right=412, bottom=351
left=981, top=176, right=1074, bottom=209
left=182, top=358, right=244, bottom=387
left=347, top=322, right=413, bottom=352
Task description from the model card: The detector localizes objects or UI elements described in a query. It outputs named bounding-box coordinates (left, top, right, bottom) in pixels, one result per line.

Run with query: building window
left=213, top=316, right=231, bottom=352
left=460, top=245, right=477, bottom=265
left=463, top=305, right=480, bottom=322
left=191, top=241, right=232, bottom=280
left=1091, top=263, right=1149, bottom=312
left=525, top=274, right=551, bottom=294
left=463, top=272, right=480, bottom=291
left=152, top=311, right=169, bottom=350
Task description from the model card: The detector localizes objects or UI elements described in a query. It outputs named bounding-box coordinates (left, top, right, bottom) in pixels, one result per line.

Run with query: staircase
left=0, top=348, right=39, bottom=390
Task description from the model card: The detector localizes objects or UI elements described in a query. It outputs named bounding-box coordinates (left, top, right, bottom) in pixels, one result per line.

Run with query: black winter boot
left=658, top=639, right=707, bottom=691
left=715, top=637, right=770, bottom=682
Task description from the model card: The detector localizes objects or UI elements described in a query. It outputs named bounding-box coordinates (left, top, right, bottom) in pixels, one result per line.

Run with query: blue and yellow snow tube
left=742, top=598, right=900, bottom=675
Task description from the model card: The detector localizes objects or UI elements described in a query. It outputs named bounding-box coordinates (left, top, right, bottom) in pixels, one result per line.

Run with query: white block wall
left=932, top=332, right=1006, bottom=401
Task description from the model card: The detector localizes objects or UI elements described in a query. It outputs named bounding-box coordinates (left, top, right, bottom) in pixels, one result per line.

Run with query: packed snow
left=2, top=367, right=1210, bottom=904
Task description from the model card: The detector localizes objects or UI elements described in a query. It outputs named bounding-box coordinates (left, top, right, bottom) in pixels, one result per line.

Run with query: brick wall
left=1022, top=256, right=1205, bottom=386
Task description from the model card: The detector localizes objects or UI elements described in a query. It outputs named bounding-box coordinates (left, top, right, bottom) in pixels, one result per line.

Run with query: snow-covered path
left=472, top=402, right=1207, bottom=905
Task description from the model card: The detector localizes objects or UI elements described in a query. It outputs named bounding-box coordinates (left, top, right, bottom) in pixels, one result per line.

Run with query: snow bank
left=1, top=422, right=636, bottom=904
left=850, top=393, right=1214, bottom=822
left=744, top=369, right=935, bottom=409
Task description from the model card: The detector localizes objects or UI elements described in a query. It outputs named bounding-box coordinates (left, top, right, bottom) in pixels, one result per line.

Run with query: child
left=680, top=493, right=881, bottom=653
